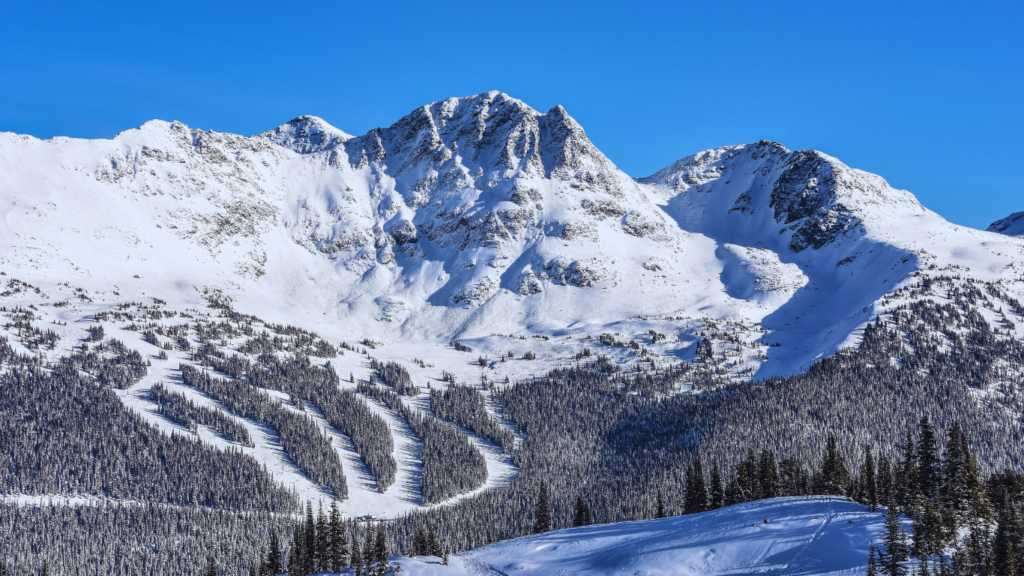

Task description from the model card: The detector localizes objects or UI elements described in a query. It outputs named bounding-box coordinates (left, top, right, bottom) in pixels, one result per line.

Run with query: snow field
left=395, top=497, right=913, bottom=576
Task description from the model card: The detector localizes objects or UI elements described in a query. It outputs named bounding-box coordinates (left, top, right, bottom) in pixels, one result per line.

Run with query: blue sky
left=1, top=0, right=1021, bottom=229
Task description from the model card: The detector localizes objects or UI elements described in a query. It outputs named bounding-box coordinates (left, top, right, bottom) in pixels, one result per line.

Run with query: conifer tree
left=256, top=546, right=268, bottom=576
left=962, top=437, right=991, bottom=526
left=880, top=503, right=910, bottom=576
left=0, top=560, right=7, bottom=576
left=575, top=496, right=590, bottom=526
left=428, top=525, right=441, bottom=557
left=329, top=501, right=347, bottom=571
left=684, top=458, right=708, bottom=514
left=709, top=461, right=725, bottom=509
left=779, top=457, right=803, bottom=497
left=725, top=472, right=744, bottom=506
left=913, top=499, right=944, bottom=558
left=917, top=416, right=940, bottom=501
left=316, top=504, right=329, bottom=573
left=362, top=531, right=374, bottom=575
left=413, top=529, right=426, bottom=556
left=862, top=447, right=878, bottom=510
left=372, top=523, right=389, bottom=576
left=205, top=557, right=217, bottom=576
left=940, top=422, right=966, bottom=527
left=288, top=529, right=302, bottom=576
left=40, top=561, right=48, bottom=576
left=655, top=490, right=666, bottom=519
left=898, top=428, right=920, bottom=514
left=304, top=503, right=316, bottom=575
left=817, top=434, right=851, bottom=495
left=534, top=482, right=551, bottom=534
left=267, top=531, right=283, bottom=576
left=759, top=450, right=780, bottom=499
left=352, top=540, right=363, bottom=576
left=877, top=456, right=893, bottom=507
left=867, top=543, right=879, bottom=576
left=994, top=505, right=1021, bottom=576
left=737, top=449, right=757, bottom=500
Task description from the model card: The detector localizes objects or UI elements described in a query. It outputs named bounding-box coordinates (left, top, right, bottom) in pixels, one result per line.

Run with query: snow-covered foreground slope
left=396, top=497, right=905, bottom=576
left=989, top=211, right=1024, bottom=237
left=3, top=91, right=1023, bottom=382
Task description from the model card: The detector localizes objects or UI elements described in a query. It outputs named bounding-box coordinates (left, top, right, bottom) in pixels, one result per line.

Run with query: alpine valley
left=1, top=91, right=1023, bottom=576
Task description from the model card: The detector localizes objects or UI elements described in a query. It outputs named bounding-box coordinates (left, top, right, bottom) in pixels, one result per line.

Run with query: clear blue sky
left=2, top=1, right=1021, bottom=229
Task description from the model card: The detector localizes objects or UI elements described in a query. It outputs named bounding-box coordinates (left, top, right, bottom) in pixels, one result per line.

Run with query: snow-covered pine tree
left=362, top=531, right=374, bottom=575
left=288, top=528, right=302, bottom=576
left=912, top=499, right=943, bottom=557
left=993, top=505, right=1021, bottom=576
left=898, top=428, right=920, bottom=515
left=876, top=455, right=892, bottom=504
left=879, top=503, right=910, bottom=576
left=351, top=538, right=363, bottom=576
left=759, top=450, right=779, bottom=499
left=737, top=449, right=756, bottom=501
left=304, top=503, right=316, bottom=575
left=329, top=501, right=347, bottom=571
left=860, top=447, right=877, bottom=510
left=267, top=531, right=283, bottom=576
left=816, top=434, right=850, bottom=496
left=692, top=457, right=708, bottom=512
left=534, top=482, right=551, bottom=534
left=372, top=523, right=389, bottom=576
left=428, top=525, right=440, bottom=557
left=412, top=528, right=426, bottom=556
left=316, top=504, right=329, bottom=573
left=916, top=416, right=940, bottom=501
left=709, top=461, right=724, bottom=510
left=575, top=496, right=589, bottom=526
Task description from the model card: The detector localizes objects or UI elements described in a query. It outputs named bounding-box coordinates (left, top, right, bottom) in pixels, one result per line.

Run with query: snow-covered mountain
left=3, top=92, right=1023, bottom=576
left=988, top=211, right=1024, bottom=237
left=2, top=90, right=1023, bottom=379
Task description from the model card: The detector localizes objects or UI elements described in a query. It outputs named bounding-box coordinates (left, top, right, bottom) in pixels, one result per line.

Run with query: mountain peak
left=262, top=115, right=352, bottom=154
left=988, top=211, right=1024, bottom=237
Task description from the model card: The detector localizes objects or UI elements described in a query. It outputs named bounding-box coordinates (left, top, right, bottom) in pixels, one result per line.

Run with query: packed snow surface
left=394, top=497, right=906, bottom=576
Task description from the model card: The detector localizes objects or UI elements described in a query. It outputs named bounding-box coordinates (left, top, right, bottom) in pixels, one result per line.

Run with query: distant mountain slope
left=639, top=141, right=1024, bottom=375
left=396, top=497, right=909, bottom=576
left=988, top=211, right=1024, bottom=236
left=1, top=91, right=1023, bottom=379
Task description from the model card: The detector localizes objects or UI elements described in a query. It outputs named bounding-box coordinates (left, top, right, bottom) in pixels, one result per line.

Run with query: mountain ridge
left=989, top=211, right=1024, bottom=237
left=1, top=91, right=1022, bottom=380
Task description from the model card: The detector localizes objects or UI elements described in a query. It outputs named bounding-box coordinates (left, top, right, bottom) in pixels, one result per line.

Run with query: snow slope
left=394, top=497, right=908, bottom=576
left=641, top=141, right=1024, bottom=375
left=988, top=211, right=1024, bottom=237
